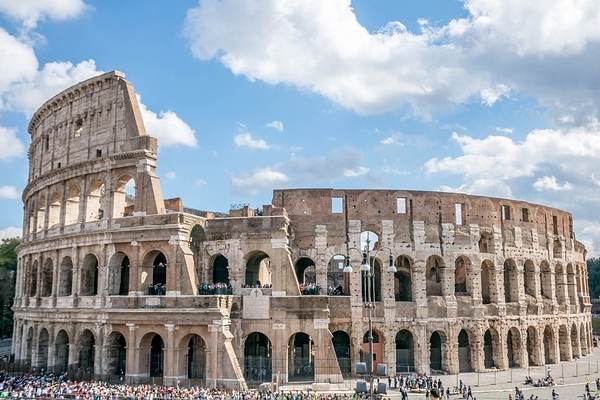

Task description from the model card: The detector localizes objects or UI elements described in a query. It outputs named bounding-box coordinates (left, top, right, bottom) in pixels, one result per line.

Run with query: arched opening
left=37, top=328, right=49, bottom=370
left=458, top=329, right=472, bottom=372
left=245, top=252, right=271, bottom=288
left=80, top=254, right=99, bottom=296
left=429, top=331, right=445, bottom=372
left=36, top=194, right=46, bottom=232
left=555, top=263, right=566, bottom=305
left=85, top=178, right=105, bottom=222
left=295, top=257, right=316, bottom=285
left=483, top=330, right=495, bottom=368
left=481, top=260, right=495, bottom=304
left=41, top=258, right=53, bottom=297
left=54, top=330, right=69, bottom=373
left=58, top=256, right=73, bottom=296
left=558, top=325, right=570, bottom=361
left=455, top=256, right=470, bottom=295
left=108, top=252, right=130, bottom=295
left=29, top=261, right=38, bottom=297
left=567, top=264, right=577, bottom=305
left=143, top=251, right=167, bottom=295
left=543, top=326, right=557, bottom=364
left=394, top=256, right=412, bottom=301
left=327, top=255, right=348, bottom=295
left=190, top=224, right=205, bottom=272
left=360, top=230, right=379, bottom=251
left=540, top=261, right=552, bottom=300
left=524, top=260, right=536, bottom=298
left=503, top=259, right=518, bottom=303
left=361, top=258, right=382, bottom=302
left=507, top=328, right=523, bottom=368
left=64, top=183, right=80, bottom=225
left=244, top=332, right=272, bottom=385
left=580, top=323, right=589, bottom=356
left=139, top=333, right=164, bottom=378
left=361, top=330, right=383, bottom=371
left=395, top=329, right=415, bottom=373
left=113, top=175, right=136, bottom=217
left=289, top=332, right=314, bottom=382
left=332, top=331, right=351, bottom=376
left=185, top=335, right=206, bottom=381
left=571, top=324, right=580, bottom=358
left=25, top=327, right=33, bottom=366
left=105, top=332, right=127, bottom=376
left=47, top=191, right=61, bottom=228
left=426, top=255, right=444, bottom=296
left=553, top=239, right=562, bottom=258
left=78, top=329, right=95, bottom=372
left=209, top=254, right=228, bottom=284
left=527, top=326, right=541, bottom=366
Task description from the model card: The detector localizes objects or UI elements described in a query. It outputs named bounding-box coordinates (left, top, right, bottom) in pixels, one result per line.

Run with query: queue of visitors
left=198, top=282, right=233, bottom=295
left=241, top=283, right=272, bottom=289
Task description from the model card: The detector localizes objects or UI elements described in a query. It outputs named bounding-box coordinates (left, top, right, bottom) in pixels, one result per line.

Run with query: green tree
left=588, top=257, right=600, bottom=299
left=0, top=237, right=19, bottom=271
left=0, top=237, right=19, bottom=338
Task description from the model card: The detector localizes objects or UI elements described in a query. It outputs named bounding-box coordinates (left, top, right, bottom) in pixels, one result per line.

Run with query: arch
left=395, top=329, right=415, bottom=372
left=181, top=334, right=206, bottom=381
left=527, top=326, right=541, bottom=366
left=458, top=329, right=472, bottom=372
left=483, top=329, right=495, bottom=368
left=113, top=175, right=136, bottom=218
left=189, top=224, right=205, bottom=271
left=567, top=263, right=577, bottom=305
left=105, top=332, right=127, bottom=376
left=58, top=256, right=73, bottom=296
left=429, top=331, right=446, bottom=372
left=543, top=326, right=557, bottom=364
left=244, top=332, right=272, bottom=384
left=332, top=331, right=351, bottom=376
left=327, top=255, right=348, bottom=295
left=524, top=260, right=536, bottom=298
left=426, top=255, right=444, bottom=296
left=64, top=183, right=80, bottom=225
left=540, top=261, right=552, bottom=299
left=295, top=257, right=316, bottom=285
left=47, top=191, right=61, bottom=228
left=558, top=325, right=570, bottom=361
left=481, top=260, right=496, bottom=304
left=507, top=327, right=523, bottom=368
left=36, top=193, right=46, bottom=232
left=29, top=260, right=38, bottom=297
left=37, top=328, right=49, bottom=369
left=394, top=255, right=412, bottom=301
left=555, top=263, right=566, bottom=305
left=143, top=251, right=168, bottom=295
left=360, top=230, right=379, bottom=251
left=85, top=178, right=105, bottom=222
left=212, top=254, right=230, bottom=284
left=108, top=252, right=130, bottom=295
left=361, top=329, right=383, bottom=371
left=553, top=239, right=562, bottom=258
left=40, top=258, right=53, bottom=297
left=454, top=256, right=470, bottom=295
left=288, top=332, right=314, bottom=382
left=78, top=329, right=95, bottom=371
left=80, top=254, right=99, bottom=296
left=245, top=251, right=271, bottom=287
left=139, top=332, right=164, bottom=378
left=362, top=257, right=382, bottom=302
left=571, top=324, right=580, bottom=358
left=54, top=330, right=69, bottom=373
left=503, top=259, right=518, bottom=303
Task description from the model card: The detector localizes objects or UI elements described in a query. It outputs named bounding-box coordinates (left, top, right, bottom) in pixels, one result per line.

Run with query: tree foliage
left=588, top=257, right=600, bottom=300
left=0, top=237, right=19, bottom=338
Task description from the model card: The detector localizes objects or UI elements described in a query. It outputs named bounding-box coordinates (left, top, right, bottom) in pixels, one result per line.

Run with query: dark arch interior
left=483, top=330, right=494, bottom=368
left=245, top=252, right=271, bottom=287
left=119, top=255, right=130, bottom=295
left=289, top=333, right=314, bottom=382
left=152, top=253, right=167, bottom=287
left=78, top=331, right=95, bottom=371
left=150, top=334, right=164, bottom=377
left=106, top=333, right=126, bottom=376
left=395, top=330, right=414, bottom=371
left=458, top=330, right=471, bottom=372
left=295, top=257, right=315, bottom=285
left=244, top=332, right=272, bottom=384
left=430, top=332, right=442, bottom=371
left=212, top=255, right=229, bottom=284
left=187, top=335, right=206, bottom=380
left=332, top=331, right=351, bottom=376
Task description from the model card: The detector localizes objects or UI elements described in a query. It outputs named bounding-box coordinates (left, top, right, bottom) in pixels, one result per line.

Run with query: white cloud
left=265, top=120, right=284, bottom=132
left=231, top=167, right=288, bottom=195
left=496, top=127, right=513, bottom=134
left=533, top=176, right=572, bottom=192
left=480, top=84, right=510, bottom=106
left=0, top=185, right=19, bottom=199
left=165, top=171, right=176, bottom=180
left=0, top=0, right=87, bottom=30
left=343, top=166, right=370, bottom=177
left=0, top=27, right=38, bottom=94
left=138, top=98, right=197, bottom=147
left=380, top=134, right=403, bottom=146
left=0, top=226, right=21, bottom=239
left=195, top=178, right=207, bottom=187
left=0, top=127, right=25, bottom=161
left=234, top=132, right=270, bottom=150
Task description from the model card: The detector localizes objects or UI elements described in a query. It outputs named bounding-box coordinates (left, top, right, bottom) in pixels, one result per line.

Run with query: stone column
left=51, top=250, right=59, bottom=307
left=415, top=323, right=428, bottom=375
left=94, top=325, right=105, bottom=376
left=413, top=261, right=427, bottom=318
left=163, top=324, right=177, bottom=385
left=206, top=324, right=219, bottom=388
left=47, top=325, right=56, bottom=372
left=125, top=323, right=139, bottom=382
left=383, top=330, right=396, bottom=377
left=471, top=327, right=485, bottom=372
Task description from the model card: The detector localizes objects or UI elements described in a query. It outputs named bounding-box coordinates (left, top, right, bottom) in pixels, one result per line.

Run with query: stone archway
left=507, top=327, right=523, bottom=368
left=288, top=332, right=314, bottom=382
left=458, top=329, right=472, bottom=372
left=78, top=329, right=95, bottom=372
left=543, top=326, right=557, bottom=364
left=105, top=332, right=127, bottom=376
left=244, top=332, right=272, bottom=385
left=395, top=329, right=415, bottom=373
left=332, top=331, right=351, bottom=377
left=54, top=330, right=69, bottom=373
left=429, top=331, right=446, bottom=372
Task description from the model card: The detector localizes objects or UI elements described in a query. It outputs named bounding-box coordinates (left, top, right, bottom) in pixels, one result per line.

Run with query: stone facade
left=12, top=71, right=593, bottom=389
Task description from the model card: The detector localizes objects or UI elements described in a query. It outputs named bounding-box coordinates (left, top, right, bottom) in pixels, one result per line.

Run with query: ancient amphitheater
left=11, top=71, right=593, bottom=388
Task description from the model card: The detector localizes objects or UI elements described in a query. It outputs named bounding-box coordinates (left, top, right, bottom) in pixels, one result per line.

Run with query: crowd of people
left=300, top=283, right=321, bottom=295
left=524, top=373, right=555, bottom=387
left=326, top=286, right=347, bottom=296
left=241, top=283, right=272, bottom=289
left=147, top=283, right=167, bottom=296
left=198, top=282, right=233, bottom=295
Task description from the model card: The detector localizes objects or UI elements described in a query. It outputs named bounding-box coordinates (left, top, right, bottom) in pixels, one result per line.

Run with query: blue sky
left=1, top=0, right=600, bottom=254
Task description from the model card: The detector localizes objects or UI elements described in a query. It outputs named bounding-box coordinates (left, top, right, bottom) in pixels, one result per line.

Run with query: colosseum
left=11, top=71, right=593, bottom=389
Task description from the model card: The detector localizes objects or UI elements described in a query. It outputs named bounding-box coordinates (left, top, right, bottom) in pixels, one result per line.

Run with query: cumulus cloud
left=165, top=171, right=176, bottom=180
left=0, top=0, right=87, bottom=30
left=0, top=185, right=19, bottom=199
left=137, top=96, right=197, bottom=147
left=0, top=127, right=25, bottom=161
left=0, top=27, right=38, bottom=94
left=533, top=176, right=572, bottom=192
left=343, top=166, right=370, bottom=177
left=234, top=132, right=270, bottom=150
left=265, top=120, right=284, bottom=132
left=184, top=0, right=600, bottom=118
left=231, top=167, right=288, bottom=195
left=0, top=226, right=21, bottom=239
